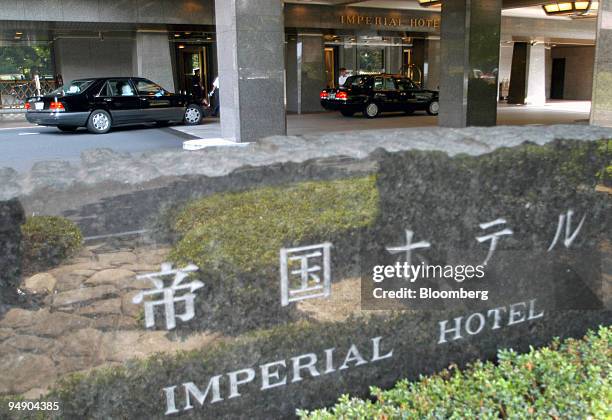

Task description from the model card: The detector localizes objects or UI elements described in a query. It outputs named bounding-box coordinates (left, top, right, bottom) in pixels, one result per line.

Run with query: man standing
left=191, top=68, right=204, bottom=104
left=338, top=68, right=350, bottom=87
left=209, top=76, right=220, bottom=117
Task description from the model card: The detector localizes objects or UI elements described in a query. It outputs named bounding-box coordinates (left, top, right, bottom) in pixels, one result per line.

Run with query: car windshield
left=50, top=80, right=94, bottom=96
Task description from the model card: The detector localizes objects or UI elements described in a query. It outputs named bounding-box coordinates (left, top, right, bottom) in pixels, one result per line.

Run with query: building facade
left=0, top=1, right=607, bottom=132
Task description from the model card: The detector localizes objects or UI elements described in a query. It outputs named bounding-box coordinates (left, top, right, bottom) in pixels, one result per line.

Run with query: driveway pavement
left=0, top=124, right=195, bottom=172
left=0, top=101, right=591, bottom=172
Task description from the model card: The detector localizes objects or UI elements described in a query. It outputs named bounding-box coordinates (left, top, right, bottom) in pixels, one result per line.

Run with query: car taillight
left=336, top=91, right=348, bottom=100
left=50, top=101, right=65, bottom=111
left=24, top=102, right=31, bottom=110
left=320, top=91, right=328, bottom=99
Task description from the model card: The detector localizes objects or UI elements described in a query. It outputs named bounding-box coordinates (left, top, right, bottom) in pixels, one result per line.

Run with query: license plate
left=328, top=93, right=336, bottom=99
left=35, top=102, right=44, bottom=110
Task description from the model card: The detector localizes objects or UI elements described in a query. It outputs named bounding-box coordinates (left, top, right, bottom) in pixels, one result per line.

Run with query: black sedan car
left=25, top=77, right=203, bottom=134
left=320, top=74, right=439, bottom=118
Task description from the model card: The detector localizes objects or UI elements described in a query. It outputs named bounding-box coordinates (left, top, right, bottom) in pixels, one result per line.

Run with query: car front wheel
left=427, top=100, right=440, bottom=116
left=184, top=105, right=202, bottom=125
left=363, top=102, right=380, bottom=118
left=87, top=110, right=112, bottom=134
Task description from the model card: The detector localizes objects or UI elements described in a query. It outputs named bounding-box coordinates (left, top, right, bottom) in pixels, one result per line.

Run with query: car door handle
left=103, top=98, right=112, bottom=102
left=139, top=97, right=148, bottom=101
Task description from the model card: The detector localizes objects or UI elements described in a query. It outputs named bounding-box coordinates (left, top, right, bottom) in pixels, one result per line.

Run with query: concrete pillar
left=424, top=39, right=441, bottom=90
left=286, top=37, right=299, bottom=113
left=411, top=38, right=426, bottom=86
left=439, top=0, right=502, bottom=127
left=296, top=35, right=325, bottom=114
left=386, top=46, right=402, bottom=75
left=591, top=0, right=612, bottom=126
left=526, top=43, right=546, bottom=105
left=133, top=32, right=175, bottom=92
left=507, top=42, right=528, bottom=104
left=508, top=42, right=546, bottom=105
left=215, top=0, right=286, bottom=142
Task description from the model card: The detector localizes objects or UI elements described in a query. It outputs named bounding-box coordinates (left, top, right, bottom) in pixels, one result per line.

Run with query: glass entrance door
left=176, top=46, right=208, bottom=98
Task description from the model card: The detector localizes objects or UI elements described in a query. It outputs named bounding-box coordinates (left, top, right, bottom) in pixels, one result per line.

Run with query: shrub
left=21, top=216, right=83, bottom=273
left=597, top=139, right=612, bottom=186
left=169, top=176, right=379, bottom=332
left=299, top=325, right=612, bottom=420
left=171, top=175, right=379, bottom=273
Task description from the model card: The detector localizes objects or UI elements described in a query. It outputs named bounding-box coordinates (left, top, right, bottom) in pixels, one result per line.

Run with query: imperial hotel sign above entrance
left=340, top=14, right=440, bottom=30
left=284, top=4, right=441, bottom=33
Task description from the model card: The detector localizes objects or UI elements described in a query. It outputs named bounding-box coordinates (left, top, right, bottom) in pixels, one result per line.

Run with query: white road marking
left=0, top=126, right=35, bottom=131
left=18, top=132, right=40, bottom=136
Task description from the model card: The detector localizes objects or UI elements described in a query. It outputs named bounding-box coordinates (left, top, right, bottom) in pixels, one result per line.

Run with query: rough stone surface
left=9, top=125, right=612, bottom=238
left=19, top=310, right=92, bottom=338
left=84, top=269, right=137, bottom=288
left=0, top=128, right=608, bottom=419
left=52, top=285, right=118, bottom=308
left=0, top=198, right=25, bottom=302
left=76, top=298, right=122, bottom=316
left=0, top=353, right=56, bottom=394
left=3, top=334, right=56, bottom=353
left=23, top=273, right=57, bottom=293
left=52, top=269, right=97, bottom=292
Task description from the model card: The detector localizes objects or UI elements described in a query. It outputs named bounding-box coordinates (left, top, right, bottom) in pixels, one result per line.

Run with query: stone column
left=507, top=42, right=528, bottom=104
left=439, top=0, right=502, bottom=127
left=215, top=0, right=286, bottom=142
left=508, top=42, right=546, bottom=106
left=133, top=31, right=175, bottom=92
left=526, top=43, right=546, bottom=106
left=296, top=35, right=325, bottom=114
left=286, top=37, right=299, bottom=113
left=591, top=0, right=612, bottom=126
left=424, top=39, right=441, bottom=90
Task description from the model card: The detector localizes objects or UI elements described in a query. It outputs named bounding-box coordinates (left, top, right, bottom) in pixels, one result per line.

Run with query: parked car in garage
left=25, top=77, right=203, bottom=134
left=320, top=74, right=439, bottom=118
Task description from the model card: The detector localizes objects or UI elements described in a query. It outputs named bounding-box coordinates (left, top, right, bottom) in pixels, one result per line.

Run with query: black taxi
left=320, top=74, right=439, bottom=118
left=25, top=77, right=203, bottom=134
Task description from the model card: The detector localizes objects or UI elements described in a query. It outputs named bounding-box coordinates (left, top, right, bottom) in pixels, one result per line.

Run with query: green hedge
left=21, top=216, right=83, bottom=274
left=168, top=176, right=379, bottom=332
left=171, top=175, right=379, bottom=273
left=299, top=326, right=612, bottom=420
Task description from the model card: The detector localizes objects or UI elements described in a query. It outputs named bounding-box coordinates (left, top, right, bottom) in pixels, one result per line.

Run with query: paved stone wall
left=0, top=126, right=609, bottom=419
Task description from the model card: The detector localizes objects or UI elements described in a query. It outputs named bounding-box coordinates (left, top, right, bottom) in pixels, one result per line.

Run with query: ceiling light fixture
left=542, top=1, right=598, bottom=16
left=417, top=0, right=441, bottom=7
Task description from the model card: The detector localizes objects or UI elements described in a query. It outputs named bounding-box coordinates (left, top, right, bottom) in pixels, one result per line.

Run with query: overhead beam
left=502, top=0, right=550, bottom=8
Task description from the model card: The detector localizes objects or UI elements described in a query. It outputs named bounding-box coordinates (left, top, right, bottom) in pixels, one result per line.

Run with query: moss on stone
left=597, top=140, right=612, bottom=186
left=21, top=216, right=83, bottom=274
left=170, top=176, right=380, bottom=273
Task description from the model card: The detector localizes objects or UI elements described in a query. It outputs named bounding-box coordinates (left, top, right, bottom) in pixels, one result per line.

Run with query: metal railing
left=0, top=80, right=58, bottom=109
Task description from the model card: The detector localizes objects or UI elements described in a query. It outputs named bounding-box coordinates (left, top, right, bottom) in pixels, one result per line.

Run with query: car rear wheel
left=427, top=100, right=440, bottom=116
left=184, top=105, right=202, bottom=125
left=340, top=109, right=354, bottom=117
left=363, top=102, right=380, bottom=118
left=58, top=125, right=78, bottom=132
left=87, top=110, right=112, bottom=134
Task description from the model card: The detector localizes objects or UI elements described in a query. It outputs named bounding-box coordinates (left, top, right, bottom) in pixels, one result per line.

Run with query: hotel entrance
left=322, top=35, right=428, bottom=88
left=171, top=31, right=216, bottom=98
